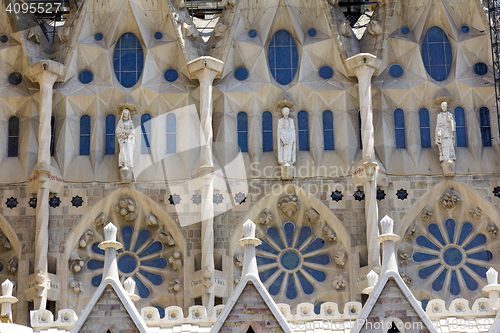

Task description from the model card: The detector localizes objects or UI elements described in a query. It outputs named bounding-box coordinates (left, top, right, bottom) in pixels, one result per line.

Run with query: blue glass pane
left=234, top=67, right=249, bottom=81
left=416, top=236, right=440, bottom=251
left=8, top=117, right=19, bottom=136
left=314, top=302, right=324, bottom=314
left=467, top=251, right=493, bottom=261
left=308, top=28, right=317, bottom=37
left=259, top=267, right=279, bottom=282
left=443, top=247, right=463, bottom=266
left=418, top=263, right=442, bottom=279
left=114, top=33, right=143, bottom=88
left=118, top=254, right=137, bottom=273
left=248, top=29, right=258, bottom=38
left=8, top=72, right=22, bottom=85
left=87, top=259, right=104, bottom=270
left=257, top=256, right=276, bottom=266
left=154, top=306, right=165, bottom=319
left=394, top=109, right=405, bottom=149
left=461, top=26, right=469, bottom=33
left=105, top=136, right=115, bottom=155
left=413, top=252, right=439, bottom=262
left=459, top=268, right=478, bottom=290
left=474, top=62, right=488, bottom=76
left=295, top=227, right=312, bottom=249
left=92, top=274, right=102, bottom=287
left=389, top=64, right=404, bottom=78
left=302, top=266, right=326, bottom=282
left=167, top=134, right=176, bottom=154
left=256, top=239, right=279, bottom=255
left=164, top=69, right=179, bottom=82
left=319, top=66, right=333, bottom=79
left=141, top=257, right=168, bottom=268
left=237, top=112, right=248, bottom=152
left=269, top=272, right=285, bottom=295
left=401, top=27, right=410, bottom=35
left=122, top=225, right=133, bottom=250
left=421, top=299, right=429, bottom=311
left=78, top=70, right=94, bottom=84
left=268, top=30, right=298, bottom=85
left=138, top=241, right=162, bottom=258
left=281, top=251, right=300, bottom=270
left=432, top=268, right=448, bottom=291
left=105, top=114, right=116, bottom=134
left=267, top=227, right=285, bottom=249
left=304, top=254, right=330, bottom=265
left=262, top=111, right=273, bottom=152
left=480, top=107, right=492, bottom=147
left=262, top=111, right=273, bottom=130
left=141, top=114, right=151, bottom=154
left=80, top=136, right=90, bottom=156
left=419, top=109, right=430, bottom=127
left=92, top=242, right=105, bottom=256
left=323, top=110, right=334, bottom=129
left=458, top=223, right=473, bottom=245
left=237, top=112, right=247, bottom=131
left=298, top=111, right=309, bottom=151
left=286, top=274, right=297, bottom=299
left=105, top=114, right=116, bottom=155
left=450, top=270, right=460, bottom=295
left=323, top=110, right=334, bottom=151
left=134, top=230, right=150, bottom=252
left=419, top=109, right=431, bottom=148
left=139, top=270, right=163, bottom=285
left=80, top=115, right=91, bottom=134
left=445, top=219, right=456, bottom=244
left=133, top=275, right=150, bottom=298
left=94, top=33, right=103, bottom=41
left=154, top=31, right=163, bottom=40
left=297, top=271, right=314, bottom=295
left=463, top=234, right=487, bottom=251
left=302, top=238, right=325, bottom=255
left=284, top=222, right=295, bottom=247
left=422, top=27, right=452, bottom=81
left=466, top=263, right=488, bottom=278
left=428, top=224, right=446, bottom=246
left=166, top=113, right=176, bottom=132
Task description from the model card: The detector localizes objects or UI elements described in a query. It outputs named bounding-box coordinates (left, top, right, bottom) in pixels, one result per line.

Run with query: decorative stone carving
left=436, top=102, right=456, bottom=176
left=114, top=198, right=137, bottom=221
left=117, top=109, right=135, bottom=170
left=95, top=212, right=108, bottom=227
left=405, top=226, right=417, bottom=240
left=7, top=256, right=17, bottom=274
left=339, top=20, right=351, bottom=38
left=158, top=229, right=175, bottom=246
left=400, top=251, right=410, bottom=265
left=421, top=209, right=433, bottom=220
left=183, top=22, right=199, bottom=40
left=278, top=195, right=300, bottom=217
left=469, top=207, right=482, bottom=218
left=334, top=251, right=346, bottom=267
left=367, top=20, right=383, bottom=36
left=487, top=226, right=497, bottom=236
left=400, top=271, right=413, bottom=286
left=277, top=107, right=296, bottom=166
left=258, top=209, right=273, bottom=225
left=322, top=226, right=337, bottom=241
left=79, top=229, right=94, bottom=248
left=305, top=208, right=320, bottom=224
left=455, top=301, right=467, bottom=312
left=69, top=281, right=84, bottom=294
left=146, top=213, right=158, bottom=227
left=0, top=232, right=11, bottom=249
left=69, top=251, right=84, bottom=273
left=168, top=278, right=181, bottom=293
left=333, top=274, right=347, bottom=289
left=235, top=253, right=243, bottom=267
left=169, top=251, right=183, bottom=271
left=439, top=191, right=461, bottom=209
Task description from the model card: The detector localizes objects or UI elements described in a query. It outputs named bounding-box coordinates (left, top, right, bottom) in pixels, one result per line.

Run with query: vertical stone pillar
left=346, top=54, right=382, bottom=272
left=376, top=216, right=400, bottom=277
left=238, top=220, right=262, bottom=278
left=187, top=57, right=223, bottom=317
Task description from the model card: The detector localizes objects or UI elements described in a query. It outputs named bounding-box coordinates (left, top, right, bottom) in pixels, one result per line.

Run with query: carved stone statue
left=277, top=107, right=296, bottom=166
left=435, top=102, right=456, bottom=176
left=117, top=109, right=135, bottom=182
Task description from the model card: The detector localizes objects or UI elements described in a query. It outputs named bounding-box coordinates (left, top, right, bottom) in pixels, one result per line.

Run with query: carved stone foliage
left=277, top=195, right=300, bottom=217
left=79, top=230, right=94, bottom=248
left=235, top=253, right=243, bottom=267
left=333, top=274, right=347, bottom=289
left=258, top=209, right=273, bottom=225
left=305, top=208, right=320, bottom=224
left=439, top=191, right=461, bottom=209
left=114, top=198, right=137, bottom=222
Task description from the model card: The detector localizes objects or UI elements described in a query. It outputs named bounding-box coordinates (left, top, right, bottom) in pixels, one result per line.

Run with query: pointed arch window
left=262, top=111, right=273, bottom=152
left=455, top=107, right=467, bottom=147
left=237, top=112, right=248, bottom=153
left=51, top=116, right=55, bottom=156
left=268, top=30, right=298, bottom=85
left=166, top=113, right=177, bottom=153
left=394, top=109, right=406, bottom=149
left=141, top=113, right=152, bottom=154
left=298, top=111, right=309, bottom=151
left=7, top=116, right=19, bottom=157
left=105, top=114, right=116, bottom=155
left=419, top=108, right=431, bottom=148
left=323, top=110, right=334, bottom=150
left=80, top=115, right=91, bottom=156
left=358, top=111, right=362, bottom=150
left=480, top=107, right=492, bottom=147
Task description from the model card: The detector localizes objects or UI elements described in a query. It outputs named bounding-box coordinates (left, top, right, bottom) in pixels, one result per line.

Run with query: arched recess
left=396, top=180, right=500, bottom=305
left=64, top=187, right=185, bottom=313
left=230, top=184, right=350, bottom=309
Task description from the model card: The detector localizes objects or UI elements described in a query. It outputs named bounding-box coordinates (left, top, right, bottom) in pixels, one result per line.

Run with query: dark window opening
left=47, top=300, right=56, bottom=316
left=194, top=297, right=202, bottom=305
left=361, top=294, right=369, bottom=306
left=215, top=297, right=223, bottom=306
left=105, top=114, right=116, bottom=155
left=247, top=326, right=256, bottom=333
left=50, top=116, right=56, bottom=156
left=298, top=111, right=309, bottom=151
left=388, top=322, right=400, bottom=332
left=27, top=301, right=34, bottom=327
left=237, top=112, right=248, bottom=152
left=7, top=116, right=19, bottom=157
left=214, top=252, right=222, bottom=271
left=262, top=111, right=273, bottom=152
left=48, top=256, right=57, bottom=274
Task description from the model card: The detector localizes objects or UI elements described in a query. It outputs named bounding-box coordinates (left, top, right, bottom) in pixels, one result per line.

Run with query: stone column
left=376, top=216, right=400, bottom=277
left=346, top=54, right=382, bottom=272
left=27, top=61, right=66, bottom=310
left=100, top=223, right=123, bottom=282
left=238, top=220, right=262, bottom=278
left=187, top=57, right=223, bottom=317
left=0, top=280, right=18, bottom=323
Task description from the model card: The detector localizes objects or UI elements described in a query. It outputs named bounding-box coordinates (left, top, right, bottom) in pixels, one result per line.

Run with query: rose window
left=87, top=226, right=167, bottom=298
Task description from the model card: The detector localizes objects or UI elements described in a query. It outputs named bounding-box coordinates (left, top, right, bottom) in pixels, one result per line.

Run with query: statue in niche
left=117, top=109, right=135, bottom=183
left=435, top=102, right=456, bottom=176
left=277, top=107, right=296, bottom=166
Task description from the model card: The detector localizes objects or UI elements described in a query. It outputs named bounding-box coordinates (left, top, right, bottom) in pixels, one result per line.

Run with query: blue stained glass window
left=257, top=256, right=276, bottom=266
left=421, top=299, right=430, bottom=310
left=80, top=115, right=91, bottom=156
left=474, top=62, right=488, bottom=76
left=113, top=33, right=144, bottom=88
left=314, top=302, right=324, bottom=314
left=269, top=272, right=285, bottom=295
left=418, top=263, right=441, bottom=279
left=256, top=239, right=279, bottom=255
left=234, top=67, right=249, bottom=81
left=78, top=70, right=93, bottom=84
left=134, top=229, right=150, bottom=252
left=164, top=69, right=178, bottom=82
left=154, top=32, right=163, bottom=40
left=105, top=114, right=116, bottom=155
left=92, top=242, right=105, bottom=256
left=401, top=27, right=410, bottom=35
left=281, top=251, right=300, bottom=270
left=259, top=267, right=279, bottom=282
left=432, top=268, right=447, bottom=291
left=466, top=262, right=488, bottom=278
left=138, top=241, right=163, bottom=258
left=302, top=238, right=325, bottom=255
left=268, top=30, right=298, bottom=85
left=358, top=111, right=362, bottom=150
left=297, top=271, right=314, bottom=295
left=139, top=270, right=163, bottom=285
left=7, top=116, right=19, bottom=157
left=319, top=66, right=333, bottom=80
left=87, top=259, right=104, bottom=270
left=141, top=113, right=151, bottom=154
left=302, top=266, right=326, bottom=282
left=92, top=274, right=102, bottom=287
left=141, top=258, right=167, bottom=268
left=445, top=219, right=456, bottom=244
left=248, top=30, right=258, bottom=38
left=461, top=26, right=469, bottom=34
left=389, top=64, right=404, bottom=78
left=307, top=29, right=317, bottom=37
left=304, top=254, right=330, bottom=265
left=394, top=109, right=406, bottom=149
left=458, top=222, right=473, bottom=245
left=323, top=110, right=334, bottom=151
left=267, top=227, right=285, bottom=249
left=262, top=111, right=273, bottom=152
left=118, top=254, right=137, bottom=273
left=94, top=33, right=103, bottom=41
left=8, top=72, right=22, bottom=85
left=455, top=107, right=467, bottom=147
left=0, top=35, right=8, bottom=43
left=133, top=275, right=150, bottom=298
left=237, top=112, right=248, bottom=152
left=166, top=113, right=176, bottom=153
left=286, top=273, right=297, bottom=299
left=298, top=111, right=309, bottom=151
left=154, top=306, right=165, bottom=319
left=463, top=234, right=487, bottom=251
left=428, top=224, right=446, bottom=246
left=419, top=108, right=431, bottom=148
left=413, top=252, right=439, bottom=262
left=284, top=222, right=295, bottom=247
left=295, top=227, right=312, bottom=249
left=443, top=247, right=462, bottom=266
left=416, top=235, right=440, bottom=251
left=450, top=270, right=460, bottom=295
left=421, top=27, right=452, bottom=81
left=460, top=268, right=478, bottom=290
left=467, top=251, right=493, bottom=261
left=480, top=107, right=492, bottom=147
